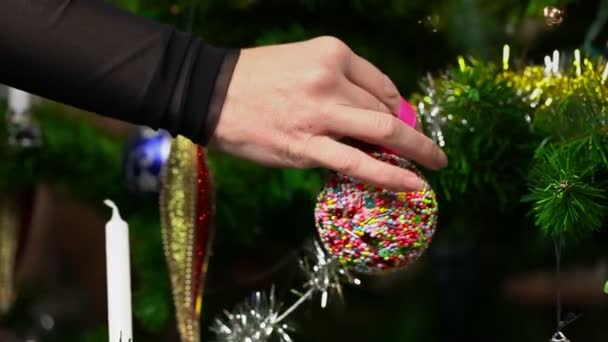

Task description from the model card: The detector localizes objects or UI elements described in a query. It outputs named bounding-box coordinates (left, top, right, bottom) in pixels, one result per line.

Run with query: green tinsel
left=413, top=52, right=608, bottom=238
left=411, top=59, right=537, bottom=211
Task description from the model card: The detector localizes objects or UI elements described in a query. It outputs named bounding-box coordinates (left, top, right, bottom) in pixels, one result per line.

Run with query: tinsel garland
left=411, top=46, right=608, bottom=341
left=412, top=47, right=608, bottom=237
left=211, top=240, right=360, bottom=342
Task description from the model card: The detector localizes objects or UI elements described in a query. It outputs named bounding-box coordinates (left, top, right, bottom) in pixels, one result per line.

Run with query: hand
left=209, top=36, right=447, bottom=191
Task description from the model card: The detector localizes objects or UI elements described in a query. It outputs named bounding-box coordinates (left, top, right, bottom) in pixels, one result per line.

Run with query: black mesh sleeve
left=0, top=0, right=239, bottom=145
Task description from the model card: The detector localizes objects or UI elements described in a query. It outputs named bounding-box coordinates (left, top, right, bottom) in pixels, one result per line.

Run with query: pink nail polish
left=380, top=97, right=417, bottom=154
left=398, top=97, right=417, bottom=129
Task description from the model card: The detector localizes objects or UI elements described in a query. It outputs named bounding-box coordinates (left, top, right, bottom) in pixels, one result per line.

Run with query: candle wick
left=104, top=199, right=123, bottom=221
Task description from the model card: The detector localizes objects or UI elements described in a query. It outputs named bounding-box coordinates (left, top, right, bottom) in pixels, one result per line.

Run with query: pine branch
left=524, top=144, right=607, bottom=237
left=414, top=53, right=608, bottom=237
left=414, top=58, right=538, bottom=210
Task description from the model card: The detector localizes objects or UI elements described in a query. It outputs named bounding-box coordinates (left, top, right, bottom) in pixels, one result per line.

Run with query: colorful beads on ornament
left=315, top=151, right=438, bottom=274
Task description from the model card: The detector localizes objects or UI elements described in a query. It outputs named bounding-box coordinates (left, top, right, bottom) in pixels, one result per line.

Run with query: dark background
left=2, top=0, right=608, bottom=341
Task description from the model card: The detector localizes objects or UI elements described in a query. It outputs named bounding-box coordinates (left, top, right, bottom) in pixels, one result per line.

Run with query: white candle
left=104, top=199, right=133, bottom=342
left=7, top=88, right=31, bottom=115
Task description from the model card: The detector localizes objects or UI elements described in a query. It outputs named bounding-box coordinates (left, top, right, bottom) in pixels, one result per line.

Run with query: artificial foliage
left=507, top=55, right=608, bottom=238
left=411, top=59, right=537, bottom=210
left=412, top=52, right=608, bottom=238
left=525, top=142, right=608, bottom=237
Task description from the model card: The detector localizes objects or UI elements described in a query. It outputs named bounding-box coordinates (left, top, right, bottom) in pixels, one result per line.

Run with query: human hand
left=209, top=36, right=447, bottom=191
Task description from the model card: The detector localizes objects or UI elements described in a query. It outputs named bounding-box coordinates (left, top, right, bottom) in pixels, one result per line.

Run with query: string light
left=502, top=44, right=510, bottom=71
left=544, top=55, right=553, bottom=76
left=574, top=49, right=581, bottom=76
left=458, top=56, right=466, bottom=72
left=552, top=50, right=560, bottom=75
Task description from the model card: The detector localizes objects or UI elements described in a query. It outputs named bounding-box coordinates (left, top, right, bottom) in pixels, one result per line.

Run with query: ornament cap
left=380, top=98, right=418, bottom=155
left=398, top=97, right=417, bottom=129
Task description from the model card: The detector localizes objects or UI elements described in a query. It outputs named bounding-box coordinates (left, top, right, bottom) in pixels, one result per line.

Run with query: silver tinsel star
left=211, top=287, right=293, bottom=342
left=416, top=74, right=446, bottom=148
left=296, top=240, right=361, bottom=308
left=211, top=240, right=362, bottom=342
left=551, top=331, right=570, bottom=342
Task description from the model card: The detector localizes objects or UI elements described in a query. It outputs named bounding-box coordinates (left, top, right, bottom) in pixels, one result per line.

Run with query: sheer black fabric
left=0, top=0, right=239, bottom=145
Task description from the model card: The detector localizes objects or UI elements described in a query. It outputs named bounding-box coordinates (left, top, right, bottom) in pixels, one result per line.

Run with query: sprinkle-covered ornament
left=314, top=99, right=438, bottom=274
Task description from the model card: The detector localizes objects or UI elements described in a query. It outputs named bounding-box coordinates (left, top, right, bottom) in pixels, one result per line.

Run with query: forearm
left=0, top=0, right=239, bottom=144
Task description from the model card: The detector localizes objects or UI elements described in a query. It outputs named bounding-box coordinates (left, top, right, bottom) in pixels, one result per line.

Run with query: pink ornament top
left=398, top=97, right=417, bottom=129
left=380, top=98, right=417, bottom=154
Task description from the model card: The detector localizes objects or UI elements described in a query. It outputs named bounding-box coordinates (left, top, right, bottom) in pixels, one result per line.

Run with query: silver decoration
left=298, top=240, right=361, bottom=308
left=549, top=313, right=581, bottom=342
left=419, top=103, right=446, bottom=147
left=550, top=331, right=570, bottom=342
left=418, top=74, right=446, bottom=147
left=211, top=287, right=293, bottom=342
left=6, top=88, right=41, bottom=148
left=211, top=241, right=362, bottom=341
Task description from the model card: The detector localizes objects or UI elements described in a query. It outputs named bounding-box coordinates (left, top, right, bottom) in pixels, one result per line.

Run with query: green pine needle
left=415, top=59, right=537, bottom=211
left=525, top=145, right=607, bottom=237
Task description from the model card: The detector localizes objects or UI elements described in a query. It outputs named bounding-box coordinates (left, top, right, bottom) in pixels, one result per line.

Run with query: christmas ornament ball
left=124, top=127, right=172, bottom=193
left=314, top=151, right=438, bottom=274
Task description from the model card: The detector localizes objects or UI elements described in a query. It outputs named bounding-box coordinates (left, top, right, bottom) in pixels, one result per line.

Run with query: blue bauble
left=124, top=127, right=172, bottom=193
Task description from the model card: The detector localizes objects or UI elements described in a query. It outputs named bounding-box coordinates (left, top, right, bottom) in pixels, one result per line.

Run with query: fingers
left=323, top=105, right=448, bottom=170
left=416, top=118, right=423, bottom=133
left=344, top=52, right=401, bottom=115
left=339, top=80, right=392, bottom=115
left=306, top=136, right=425, bottom=192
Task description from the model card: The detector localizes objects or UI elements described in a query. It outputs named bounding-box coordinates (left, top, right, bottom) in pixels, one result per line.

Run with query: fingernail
left=384, top=74, right=397, bottom=92
left=407, top=177, right=426, bottom=192
left=384, top=75, right=400, bottom=106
